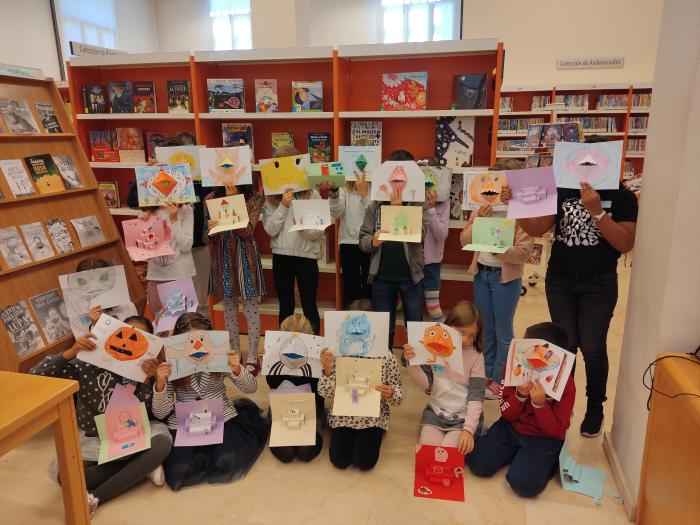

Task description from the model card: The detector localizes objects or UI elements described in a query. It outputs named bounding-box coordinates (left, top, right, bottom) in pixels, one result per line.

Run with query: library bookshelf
left=0, top=73, right=144, bottom=372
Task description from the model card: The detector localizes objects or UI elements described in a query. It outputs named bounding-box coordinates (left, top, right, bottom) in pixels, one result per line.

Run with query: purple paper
left=155, top=278, right=198, bottom=332
left=505, top=166, right=557, bottom=219
left=174, top=399, right=225, bottom=447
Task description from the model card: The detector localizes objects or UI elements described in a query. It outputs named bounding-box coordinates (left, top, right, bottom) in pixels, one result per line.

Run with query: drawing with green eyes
left=59, top=265, right=131, bottom=316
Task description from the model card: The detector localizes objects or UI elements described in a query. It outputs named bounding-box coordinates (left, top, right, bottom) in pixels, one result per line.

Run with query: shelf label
left=70, top=41, right=126, bottom=57
left=0, top=63, right=44, bottom=80
left=557, top=57, right=624, bottom=70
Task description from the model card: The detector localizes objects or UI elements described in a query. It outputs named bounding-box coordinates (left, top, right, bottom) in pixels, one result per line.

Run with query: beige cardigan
left=460, top=213, right=535, bottom=283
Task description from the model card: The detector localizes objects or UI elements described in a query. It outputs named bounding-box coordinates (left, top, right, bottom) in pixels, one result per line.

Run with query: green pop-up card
left=306, top=161, right=346, bottom=187
left=462, top=217, right=515, bottom=254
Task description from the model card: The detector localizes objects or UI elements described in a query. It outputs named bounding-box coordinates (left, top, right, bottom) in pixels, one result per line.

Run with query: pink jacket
left=459, top=213, right=534, bottom=284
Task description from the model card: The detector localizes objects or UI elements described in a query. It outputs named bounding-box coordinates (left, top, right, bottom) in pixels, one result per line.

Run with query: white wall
left=609, top=0, right=700, bottom=511
left=153, top=0, right=212, bottom=52
left=294, top=0, right=379, bottom=47
left=252, top=0, right=297, bottom=48
left=115, top=0, right=158, bottom=54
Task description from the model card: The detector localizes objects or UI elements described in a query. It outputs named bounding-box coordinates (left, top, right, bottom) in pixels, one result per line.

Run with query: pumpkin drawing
left=104, top=327, right=150, bottom=361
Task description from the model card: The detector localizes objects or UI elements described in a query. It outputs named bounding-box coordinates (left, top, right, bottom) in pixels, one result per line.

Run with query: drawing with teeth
left=553, top=140, right=623, bottom=190
left=465, top=171, right=506, bottom=209
left=164, top=330, right=231, bottom=379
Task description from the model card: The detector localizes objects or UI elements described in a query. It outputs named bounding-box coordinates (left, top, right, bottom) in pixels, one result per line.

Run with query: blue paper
left=559, top=441, right=605, bottom=504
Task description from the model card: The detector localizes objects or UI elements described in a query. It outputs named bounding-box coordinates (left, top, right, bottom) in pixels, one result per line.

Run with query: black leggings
left=339, top=244, right=372, bottom=308
left=329, top=427, right=384, bottom=471
left=272, top=254, right=320, bottom=334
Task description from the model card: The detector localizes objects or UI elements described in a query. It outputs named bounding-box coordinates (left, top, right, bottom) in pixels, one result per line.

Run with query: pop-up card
left=338, top=146, right=380, bottom=181
left=332, top=356, right=382, bottom=418
left=461, top=217, right=515, bottom=254
left=262, top=330, right=324, bottom=378
left=206, top=194, right=250, bottom=235
left=269, top=391, right=317, bottom=447
left=163, top=330, right=231, bottom=380
left=414, top=445, right=465, bottom=502
left=155, top=278, right=198, bottom=333
left=371, top=161, right=425, bottom=202
left=505, top=166, right=557, bottom=219
left=406, top=322, right=463, bottom=375
left=324, top=311, right=390, bottom=358
left=289, top=199, right=332, bottom=232
left=174, top=399, right=225, bottom=447
left=259, top=154, right=311, bottom=195
left=421, top=165, right=452, bottom=202
left=155, top=145, right=201, bottom=179
left=553, top=140, right=623, bottom=190
left=503, top=338, right=575, bottom=401
left=78, top=314, right=163, bottom=383
left=94, top=383, right=152, bottom=464
left=135, top=164, right=196, bottom=206
left=462, top=170, right=507, bottom=211
left=122, top=217, right=173, bottom=262
left=379, top=205, right=422, bottom=243
left=59, top=265, right=130, bottom=317
left=306, top=161, right=345, bottom=187
left=559, top=441, right=605, bottom=503
left=199, top=146, right=252, bottom=187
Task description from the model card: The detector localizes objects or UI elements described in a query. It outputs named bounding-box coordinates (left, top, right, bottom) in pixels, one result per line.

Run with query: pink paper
left=505, top=166, right=557, bottom=219
left=122, top=217, right=174, bottom=262
left=155, top=278, right=198, bottom=332
left=97, top=384, right=151, bottom=463
left=174, top=399, right=225, bottom=447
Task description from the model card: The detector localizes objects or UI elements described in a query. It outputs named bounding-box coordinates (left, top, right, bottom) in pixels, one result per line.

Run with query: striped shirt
left=152, top=370, right=257, bottom=430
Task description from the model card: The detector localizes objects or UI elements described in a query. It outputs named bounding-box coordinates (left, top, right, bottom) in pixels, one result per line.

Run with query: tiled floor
left=0, top=261, right=633, bottom=524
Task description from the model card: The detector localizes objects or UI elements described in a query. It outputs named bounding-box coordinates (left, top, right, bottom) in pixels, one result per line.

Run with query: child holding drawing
left=422, top=164, right=450, bottom=323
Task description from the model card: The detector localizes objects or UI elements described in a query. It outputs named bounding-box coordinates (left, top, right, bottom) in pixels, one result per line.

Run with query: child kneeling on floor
left=467, top=322, right=575, bottom=497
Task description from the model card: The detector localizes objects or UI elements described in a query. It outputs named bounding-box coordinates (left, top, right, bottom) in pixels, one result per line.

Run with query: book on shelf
left=531, top=96, right=551, bottom=111
left=45, top=219, right=74, bottom=255
left=499, top=117, right=546, bottom=134
left=89, top=130, right=120, bottom=162
left=524, top=155, right=540, bottom=169
left=176, top=131, right=196, bottom=145
left=554, top=94, right=589, bottom=111
left=29, top=289, right=71, bottom=344
left=207, top=78, right=245, bottom=112
left=145, top=131, right=167, bottom=159
left=133, top=81, right=156, bottom=113
left=0, top=159, right=35, bottom=197
left=167, top=80, right=192, bottom=113
left=596, top=94, right=628, bottom=110
left=20, top=222, right=55, bottom=261
left=83, top=84, right=108, bottom=113
left=557, top=116, right=617, bottom=133
left=70, top=216, right=105, bottom=247
left=626, top=138, right=646, bottom=152
left=496, top=139, right=529, bottom=152
left=99, top=181, right=120, bottom=208
left=0, top=98, right=40, bottom=134
left=448, top=173, right=464, bottom=220
left=222, top=123, right=254, bottom=160
left=254, top=79, right=278, bottom=112
left=499, top=96, right=514, bottom=112
left=292, top=81, right=323, bottom=112
left=350, top=121, right=382, bottom=151
left=24, top=154, right=65, bottom=194
left=116, top=127, right=146, bottom=163
left=381, top=72, right=427, bottom=111
left=34, top=102, right=62, bottom=133
left=109, top=81, right=132, bottom=113
left=0, top=300, right=45, bottom=358
left=271, top=132, right=295, bottom=157
left=0, top=225, right=32, bottom=269
left=53, top=155, right=83, bottom=189
left=435, top=116, right=475, bottom=168
left=307, top=132, right=331, bottom=163
left=623, top=161, right=635, bottom=180
left=632, top=93, right=651, bottom=108
left=453, top=74, right=487, bottom=110
left=0, top=185, right=4, bottom=201
left=628, top=116, right=648, bottom=132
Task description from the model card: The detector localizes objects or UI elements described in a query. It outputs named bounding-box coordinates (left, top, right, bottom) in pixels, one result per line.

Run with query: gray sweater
left=263, top=190, right=324, bottom=259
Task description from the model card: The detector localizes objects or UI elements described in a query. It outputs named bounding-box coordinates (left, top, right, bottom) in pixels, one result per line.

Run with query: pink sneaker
left=484, top=379, right=501, bottom=400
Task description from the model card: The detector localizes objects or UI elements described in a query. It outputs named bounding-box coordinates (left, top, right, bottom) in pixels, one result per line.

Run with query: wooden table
left=0, top=371, right=89, bottom=524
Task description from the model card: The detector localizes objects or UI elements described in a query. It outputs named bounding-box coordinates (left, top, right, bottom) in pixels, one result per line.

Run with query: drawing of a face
left=524, top=343, right=561, bottom=372
left=67, top=267, right=116, bottom=301
left=168, top=331, right=228, bottom=364
left=565, top=147, right=610, bottom=184
left=469, top=172, right=504, bottom=205
left=434, top=447, right=449, bottom=463
left=104, top=327, right=150, bottom=361
left=341, top=314, right=371, bottom=342
left=279, top=334, right=309, bottom=370
left=388, top=166, right=408, bottom=193
left=261, top=155, right=308, bottom=191
left=421, top=324, right=456, bottom=358
left=338, top=314, right=374, bottom=357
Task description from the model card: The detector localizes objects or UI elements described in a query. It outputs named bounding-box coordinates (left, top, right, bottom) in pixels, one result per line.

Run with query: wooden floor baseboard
left=603, top=431, right=636, bottom=522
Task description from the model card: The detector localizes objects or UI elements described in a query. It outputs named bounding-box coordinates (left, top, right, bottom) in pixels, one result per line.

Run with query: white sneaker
left=87, top=493, right=99, bottom=518
left=148, top=465, right=165, bottom=487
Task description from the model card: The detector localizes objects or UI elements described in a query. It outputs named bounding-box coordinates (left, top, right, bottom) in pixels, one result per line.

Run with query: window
left=56, top=0, right=118, bottom=60
left=210, top=0, right=252, bottom=50
left=381, top=0, right=460, bottom=43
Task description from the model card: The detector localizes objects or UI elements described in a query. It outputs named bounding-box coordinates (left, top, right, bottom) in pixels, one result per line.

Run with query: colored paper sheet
left=306, top=161, right=346, bottom=187
left=553, top=141, right=623, bottom=190
left=155, top=145, right=202, bottom=179
left=324, top=311, right=390, bottom=358
left=262, top=330, right=324, bottom=378
left=378, top=205, right=423, bottom=243
left=462, top=170, right=507, bottom=211
left=559, top=442, right=605, bottom=504
left=338, top=146, right=381, bottom=181
left=371, top=161, right=426, bottom=202
left=206, top=194, right=250, bottom=235
left=269, top=392, right=317, bottom=447
left=122, top=217, right=173, bottom=262
left=174, top=398, right=225, bottom=447
left=503, top=339, right=575, bottom=401
left=289, top=199, right=332, bottom=232
left=414, top=445, right=465, bottom=502
left=135, top=164, right=197, bottom=206
left=505, top=166, right=557, bottom=219
left=59, top=265, right=130, bottom=317
left=461, top=217, right=515, bottom=254
left=259, top=154, right=311, bottom=195
left=163, top=330, right=231, bottom=380
left=421, top=165, right=452, bottom=202
left=332, top=356, right=382, bottom=418
left=406, top=322, right=463, bottom=376
left=155, top=278, right=198, bottom=333
left=199, top=146, right=253, bottom=187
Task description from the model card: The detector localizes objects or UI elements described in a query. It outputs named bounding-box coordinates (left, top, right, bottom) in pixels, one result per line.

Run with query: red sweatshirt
left=499, top=378, right=575, bottom=440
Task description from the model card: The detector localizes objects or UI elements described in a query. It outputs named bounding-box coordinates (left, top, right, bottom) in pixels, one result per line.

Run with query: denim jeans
left=372, top=278, right=424, bottom=348
left=473, top=268, right=522, bottom=383
left=545, top=269, right=618, bottom=407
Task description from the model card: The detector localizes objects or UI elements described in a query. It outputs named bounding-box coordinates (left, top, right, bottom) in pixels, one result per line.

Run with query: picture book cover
left=99, top=181, right=120, bottom=208
left=306, top=161, right=345, bottom=187
left=289, top=199, right=332, bottom=232
left=46, top=219, right=74, bottom=255
left=379, top=205, right=423, bottom=243
left=135, top=164, right=197, bottom=206
left=0, top=300, right=44, bottom=357
left=0, top=159, right=35, bottom=197
left=292, top=81, right=323, bottom=112
left=83, top=84, right=108, bottom=114
left=462, top=217, right=516, bottom=254
left=259, top=154, right=311, bottom=195
left=541, top=124, right=563, bottom=147
left=70, top=216, right=105, bottom=247
left=109, top=81, right=132, bottom=113
left=462, top=170, right=507, bottom=211
left=324, top=311, right=390, bottom=358
left=34, top=102, right=62, bottom=133
left=449, top=173, right=464, bottom=220
left=206, top=194, right=250, bottom=235
left=332, top=356, right=382, bottom=418
left=540, top=155, right=553, bottom=167
left=0, top=225, right=32, bottom=268
left=561, top=122, right=583, bottom=143
left=116, top=127, right=145, bottom=163
left=421, top=165, right=452, bottom=202
left=122, top=217, right=174, bottom=262
left=254, top=79, right=278, bottom=112
left=155, top=278, right=198, bottom=333
left=59, top=265, right=130, bottom=317
left=406, top=322, right=463, bottom=374
left=350, top=121, right=382, bottom=155
left=381, top=72, right=427, bottom=111
left=167, top=80, right=192, bottom=113
left=132, top=81, right=156, bottom=113
left=307, top=132, right=331, bottom=163
left=29, top=289, right=71, bottom=344
left=525, top=155, right=540, bottom=169
left=154, top=145, right=201, bottom=180
left=435, top=116, right=476, bottom=168
left=94, top=384, right=152, bottom=464
left=262, top=330, right=324, bottom=378
left=0, top=98, right=40, bottom=133
left=526, top=124, right=544, bottom=148
left=453, top=73, right=487, bottom=110
left=24, top=154, right=65, bottom=194
left=89, top=130, right=120, bottom=162
left=222, top=123, right=254, bottom=159
left=145, top=131, right=167, bottom=159
left=207, top=78, right=245, bottom=112
left=174, top=399, right=225, bottom=447
left=553, top=141, right=623, bottom=190
left=503, top=338, right=575, bottom=401
left=176, top=131, right=196, bottom=145
left=338, top=146, right=381, bottom=181
left=505, top=166, right=557, bottom=219
left=20, top=222, right=55, bottom=261
left=53, top=155, right=83, bottom=189
left=271, top=132, right=294, bottom=157
left=163, top=330, right=231, bottom=380
left=269, top=392, right=317, bottom=447
left=370, top=161, right=426, bottom=202
left=414, top=445, right=465, bottom=502
left=199, top=146, right=253, bottom=187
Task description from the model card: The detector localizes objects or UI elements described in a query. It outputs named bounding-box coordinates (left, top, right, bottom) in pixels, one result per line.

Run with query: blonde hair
left=266, top=145, right=312, bottom=205
left=280, top=314, right=313, bottom=335
left=444, top=301, right=484, bottom=353
left=491, top=159, right=523, bottom=171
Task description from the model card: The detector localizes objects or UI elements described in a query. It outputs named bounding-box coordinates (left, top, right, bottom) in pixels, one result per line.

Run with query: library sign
left=69, top=41, right=126, bottom=57
left=557, top=56, right=625, bottom=70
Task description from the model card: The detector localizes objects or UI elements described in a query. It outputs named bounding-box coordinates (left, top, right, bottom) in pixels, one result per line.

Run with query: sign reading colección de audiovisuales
left=557, top=56, right=625, bottom=70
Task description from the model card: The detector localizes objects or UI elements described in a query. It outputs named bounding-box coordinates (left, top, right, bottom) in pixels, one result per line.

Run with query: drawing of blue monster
left=337, top=313, right=375, bottom=357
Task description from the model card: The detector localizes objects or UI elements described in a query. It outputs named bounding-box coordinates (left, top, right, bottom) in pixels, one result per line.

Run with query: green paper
left=462, top=217, right=515, bottom=254
left=94, top=403, right=151, bottom=464
left=354, top=154, right=368, bottom=172
left=306, top=161, right=346, bottom=187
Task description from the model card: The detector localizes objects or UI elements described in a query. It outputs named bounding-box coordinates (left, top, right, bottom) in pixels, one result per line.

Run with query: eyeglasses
left=174, top=317, right=212, bottom=330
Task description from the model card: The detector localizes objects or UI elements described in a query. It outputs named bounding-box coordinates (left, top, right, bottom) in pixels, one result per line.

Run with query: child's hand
left=356, top=172, right=369, bottom=198
left=146, top=158, right=162, bottom=167
left=477, top=204, right=493, bottom=217
left=141, top=358, right=159, bottom=379
left=155, top=362, right=171, bottom=392
left=458, top=430, right=475, bottom=455
left=500, top=184, right=512, bottom=204
left=516, top=381, right=531, bottom=398
left=375, top=384, right=394, bottom=400
left=138, top=210, right=152, bottom=221
left=207, top=219, right=219, bottom=230
left=87, top=305, right=103, bottom=324
left=224, top=181, right=238, bottom=196
left=372, top=230, right=387, bottom=248
left=228, top=352, right=242, bottom=375
left=580, top=183, right=604, bottom=216
left=425, top=189, right=437, bottom=208
left=63, top=334, right=97, bottom=360
left=402, top=344, right=416, bottom=362
left=320, top=348, right=334, bottom=377
left=530, top=380, right=546, bottom=407
left=390, top=187, right=403, bottom=206
left=163, top=202, right=179, bottom=222
left=281, top=189, right=294, bottom=208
